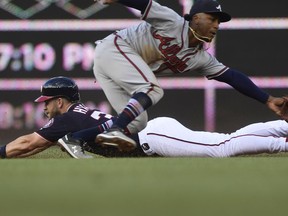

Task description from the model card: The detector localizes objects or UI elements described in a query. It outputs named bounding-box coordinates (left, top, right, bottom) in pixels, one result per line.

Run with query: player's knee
left=149, top=86, right=164, bottom=105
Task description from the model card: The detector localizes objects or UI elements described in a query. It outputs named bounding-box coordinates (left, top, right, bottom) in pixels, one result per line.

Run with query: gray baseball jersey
left=93, top=1, right=228, bottom=132
left=117, top=1, right=228, bottom=76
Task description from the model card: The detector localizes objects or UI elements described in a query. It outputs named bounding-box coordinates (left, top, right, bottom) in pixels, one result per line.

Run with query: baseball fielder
left=93, top=0, right=285, bottom=151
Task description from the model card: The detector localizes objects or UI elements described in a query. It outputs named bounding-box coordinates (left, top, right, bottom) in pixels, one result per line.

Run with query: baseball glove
left=280, top=96, right=288, bottom=121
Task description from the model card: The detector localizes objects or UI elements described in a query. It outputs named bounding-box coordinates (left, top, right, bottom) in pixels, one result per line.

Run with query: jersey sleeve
left=117, top=0, right=149, bottom=13
left=195, top=50, right=229, bottom=78
left=141, top=1, right=182, bottom=31
left=35, top=116, right=71, bottom=142
left=35, top=109, right=115, bottom=142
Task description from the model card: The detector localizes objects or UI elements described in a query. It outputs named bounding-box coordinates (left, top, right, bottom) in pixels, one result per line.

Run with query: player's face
left=193, top=13, right=220, bottom=40
left=43, top=98, right=62, bottom=119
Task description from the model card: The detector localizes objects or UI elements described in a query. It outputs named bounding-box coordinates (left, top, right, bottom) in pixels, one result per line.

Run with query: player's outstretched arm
left=213, top=69, right=269, bottom=103
left=94, top=0, right=118, bottom=5
left=213, top=68, right=285, bottom=118
left=3, top=133, right=53, bottom=158
left=95, top=0, right=149, bottom=13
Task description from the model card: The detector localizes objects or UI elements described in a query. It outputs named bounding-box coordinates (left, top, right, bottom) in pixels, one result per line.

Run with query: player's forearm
left=96, top=0, right=149, bottom=13
left=4, top=136, right=34, bottom=158
left=118, top=0, right=150, bottom=12
left=14, top=146, right=50, bottom=158
left=213, top=68, right=269, bottom=104
left=3, top=134, right=51, bottom=158
left=70, top=118, right=115, bottom=142
left=71, top=125, right=106, bottom=142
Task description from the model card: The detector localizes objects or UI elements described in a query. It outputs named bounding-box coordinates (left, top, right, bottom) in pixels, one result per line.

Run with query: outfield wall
left=0, top=0, right=287, bottom=143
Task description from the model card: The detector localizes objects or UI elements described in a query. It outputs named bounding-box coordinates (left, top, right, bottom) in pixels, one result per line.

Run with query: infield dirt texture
left=1, top=147, right=288, bottom=216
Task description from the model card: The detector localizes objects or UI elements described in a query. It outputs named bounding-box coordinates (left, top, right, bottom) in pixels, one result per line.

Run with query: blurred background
left=0, top=0, right=287, bottom=144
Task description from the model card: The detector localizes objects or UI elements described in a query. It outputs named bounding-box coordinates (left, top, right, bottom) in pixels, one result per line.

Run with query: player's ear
left=192, top=14, right=200, bottom=25
left=191, top=15, right=200, bottom=28
left=56, top=97, right=66, bottom=108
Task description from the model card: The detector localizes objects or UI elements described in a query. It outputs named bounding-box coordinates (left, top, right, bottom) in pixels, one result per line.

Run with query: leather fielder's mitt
left=280, top=96, right=288, bottom=121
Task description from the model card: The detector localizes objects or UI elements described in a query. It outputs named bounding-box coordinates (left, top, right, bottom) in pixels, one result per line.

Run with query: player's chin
left=204, top=35, right=213, bottom=43
left=45, top=112, right=52, bottom=119
left=205, top=35, right=215, bottom=43
left=209, top=33, right=216, bottom=39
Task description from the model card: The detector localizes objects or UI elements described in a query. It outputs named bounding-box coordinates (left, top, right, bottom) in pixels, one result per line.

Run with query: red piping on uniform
left=206, top=66, right=229, bottom=80
left=98, top=125, right=103, bottom=133
left=123, top=109, right=135, bottom=119
left=114, top=35, right=154, bottom=94
left=147, top=132, right=275, bottom=146
left=180, top=19, right=186, bottom=49
left=142, top=0, right=153, bottom=20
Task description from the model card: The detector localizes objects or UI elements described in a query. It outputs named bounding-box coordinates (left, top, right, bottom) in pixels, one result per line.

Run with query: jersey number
left=90, top=111, right=113, bottom=120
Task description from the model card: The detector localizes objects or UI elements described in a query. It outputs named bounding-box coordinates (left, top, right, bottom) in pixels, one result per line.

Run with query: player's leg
left=232, top=120, right=288, bottom=138
left=138, top=117, right=288, bottom=157
left=138, top=117, right=231, bottom=157
left=95, top=72, right=149, bottom=133
left=219, top=134, right=287, bottom=157
left=94, top=35, right=163, bottom=131
left=219, top=119, right=288, bottom=156
left=94, top=70, right=149, bottom=151
left=94, top=35, right=163, bottom=150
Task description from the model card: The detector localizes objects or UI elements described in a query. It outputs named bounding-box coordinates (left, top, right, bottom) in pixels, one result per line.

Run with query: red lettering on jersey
left=153, top=31, right=190, bottom=73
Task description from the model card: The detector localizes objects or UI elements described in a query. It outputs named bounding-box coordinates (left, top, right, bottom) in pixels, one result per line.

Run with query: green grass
left=1, top=147, right=288, bottom=216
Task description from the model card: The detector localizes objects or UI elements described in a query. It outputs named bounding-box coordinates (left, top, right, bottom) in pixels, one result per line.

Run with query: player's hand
left=94, top=0, right=117, bottom=5
left=266, top=96, right=286, bottom=117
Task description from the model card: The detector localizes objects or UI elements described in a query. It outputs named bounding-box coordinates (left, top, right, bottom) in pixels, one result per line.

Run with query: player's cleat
left=58, top=133, right=93, bottom=159
left=96, top=127, right=136, bottom=152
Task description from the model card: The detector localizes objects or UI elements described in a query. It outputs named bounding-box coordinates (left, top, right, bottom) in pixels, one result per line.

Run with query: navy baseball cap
left=185, top=0, right=231, bottom=23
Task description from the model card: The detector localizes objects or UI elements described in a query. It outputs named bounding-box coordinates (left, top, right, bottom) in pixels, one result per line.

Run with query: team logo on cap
left=216, top=5, right=222, bottom=11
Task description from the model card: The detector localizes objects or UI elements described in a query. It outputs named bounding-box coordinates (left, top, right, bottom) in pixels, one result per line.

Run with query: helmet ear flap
left=70, top=91, right=81, bottom=102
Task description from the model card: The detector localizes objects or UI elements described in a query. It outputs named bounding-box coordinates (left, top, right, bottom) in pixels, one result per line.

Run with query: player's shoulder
left=54, top=103, right=91, bottom=122
left=69, top=103, right=90, bottom=113
left=144, top=0, right=183, bottom=22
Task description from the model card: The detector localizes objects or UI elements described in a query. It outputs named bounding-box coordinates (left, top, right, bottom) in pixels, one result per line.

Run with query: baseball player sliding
left=93, top=0, right=285, bottom=151
left=61, top=116, right=288, bottom=158
left=137, top=117, right=288, bottom=157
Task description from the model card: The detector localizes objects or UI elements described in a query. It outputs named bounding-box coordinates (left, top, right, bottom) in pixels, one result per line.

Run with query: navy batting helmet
left=35, top=76, right=80, bottom=103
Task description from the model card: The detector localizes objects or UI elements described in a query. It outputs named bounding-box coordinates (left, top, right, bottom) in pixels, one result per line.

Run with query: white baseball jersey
left=138, top=117, right=288, bottom=157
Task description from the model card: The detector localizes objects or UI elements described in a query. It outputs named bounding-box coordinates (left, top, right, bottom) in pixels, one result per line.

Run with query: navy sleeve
left=213, top=68, right=269, bottom=104
left=71, top=126, right=104, bottom=142
left=71, top=117, right=116, bottom=142
left=118, top=0, right=149, bottom=13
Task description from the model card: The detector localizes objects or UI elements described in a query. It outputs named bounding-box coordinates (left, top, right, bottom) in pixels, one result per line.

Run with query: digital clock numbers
left=0, top=100, right=111, bottom=130
left=0, top=42, right=94, bottom=72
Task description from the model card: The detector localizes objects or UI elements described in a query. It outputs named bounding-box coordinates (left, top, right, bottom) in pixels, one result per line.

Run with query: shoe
left=96, top=127, right=136, bottom=152
left=58, top=133, right=93, bottom=159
